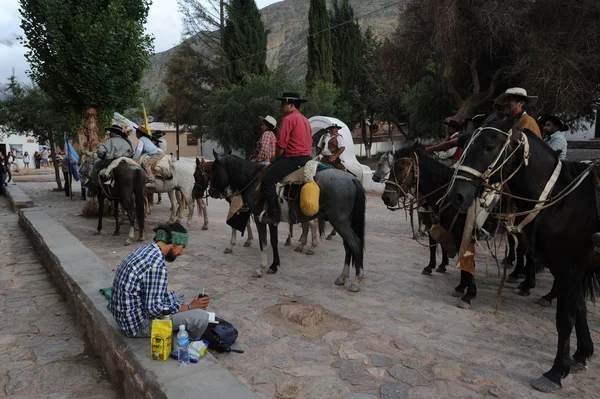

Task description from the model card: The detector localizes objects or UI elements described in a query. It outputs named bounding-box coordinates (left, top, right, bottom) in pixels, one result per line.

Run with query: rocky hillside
left=141, top=0, right=400, bottom=103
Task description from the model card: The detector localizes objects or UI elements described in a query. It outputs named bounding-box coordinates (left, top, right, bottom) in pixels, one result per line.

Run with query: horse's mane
left=394, top=141, right=453, bottom=189
left=219, top=154, right=265, bottom=187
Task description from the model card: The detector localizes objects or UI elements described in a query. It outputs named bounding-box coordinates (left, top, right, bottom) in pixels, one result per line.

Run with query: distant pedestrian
left=4, top=152, right=13, bottom=184
left=23, top=152, right=30, bottom=170
left=41, top=149, right=49, bottom=167
left=34, top=151, right=41, bottom=169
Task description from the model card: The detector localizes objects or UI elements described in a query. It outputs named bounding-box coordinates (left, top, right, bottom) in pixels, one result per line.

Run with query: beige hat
left=259, top=115, right=277, bottom=129
left=494, top=87, right=538, bottom=106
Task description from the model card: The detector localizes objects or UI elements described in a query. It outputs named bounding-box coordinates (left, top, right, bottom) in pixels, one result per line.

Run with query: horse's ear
left=213, top=149, right=220, bottom=160
left=227, top=149, right=232, bottom=155
left=196, top=157, right=200, bottom=166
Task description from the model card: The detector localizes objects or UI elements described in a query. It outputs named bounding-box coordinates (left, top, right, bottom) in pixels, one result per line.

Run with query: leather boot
left=259, top=195, right=281, bottom=225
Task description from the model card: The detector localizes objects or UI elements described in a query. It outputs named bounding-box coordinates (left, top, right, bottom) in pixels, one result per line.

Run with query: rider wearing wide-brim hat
left=134, top=126, right=164, bottom=189
left=539, top=114, right=568, bottom=161
left=151, top=130, right=168, bottom=153
left=259, top=92, right=313, bottom=225
left=494, top=87, right=541, bottom=138
left=251, top=115, right=278, bottom=164
left=316, top=123, right=346, bottom=170
left=86, top=124, right=134, bottom=190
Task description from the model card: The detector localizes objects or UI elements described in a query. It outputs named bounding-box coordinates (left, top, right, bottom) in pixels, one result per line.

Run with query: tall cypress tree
left=223, top=0, right=268, bottom=84
left=330, top=0, right=364, bottom=96
left=306, top=0, right=333, bottom=90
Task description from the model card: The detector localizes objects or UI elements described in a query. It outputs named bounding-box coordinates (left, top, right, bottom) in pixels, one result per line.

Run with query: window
left=187, top=134, right=198, bottom=146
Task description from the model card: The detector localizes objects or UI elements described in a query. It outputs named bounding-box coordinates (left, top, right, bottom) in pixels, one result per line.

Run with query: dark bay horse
left=448, top=119, right=600, bottom=393
left=381, top=142, right=478, bottom=307
left=79, top=153, right=146, bottom=246
left=208, top=150, right=366, bottom=292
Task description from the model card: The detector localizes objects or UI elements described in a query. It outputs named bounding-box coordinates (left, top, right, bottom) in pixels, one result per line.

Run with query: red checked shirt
left=277, top=110, right=313, bottom=157
left=255, top=130, right=277, bottom=163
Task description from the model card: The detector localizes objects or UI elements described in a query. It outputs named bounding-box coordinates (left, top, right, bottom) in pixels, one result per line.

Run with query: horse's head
left=78, top=150, right=98, bottom=179
left=194, top=158, right=212, bottom=185
left=208, top=149, right=231, bottom=198
left=372, top=151, right=394, bottom=183
left=448, top=118, right=526, bottom=212
left=381, top=141, right=422, bottom=207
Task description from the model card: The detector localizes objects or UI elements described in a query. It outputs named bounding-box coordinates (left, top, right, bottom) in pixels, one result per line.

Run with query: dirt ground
left=20, top=181, right=600, bottom=399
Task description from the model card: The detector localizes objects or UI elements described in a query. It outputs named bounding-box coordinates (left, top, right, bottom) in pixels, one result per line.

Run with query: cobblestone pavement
left=21, top=182, right=600, bottom=398
left=0, top=196, right=119, bottom=398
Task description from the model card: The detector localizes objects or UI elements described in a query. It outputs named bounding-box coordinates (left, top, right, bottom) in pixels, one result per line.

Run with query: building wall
left=0, top=133, right=41, bottom=168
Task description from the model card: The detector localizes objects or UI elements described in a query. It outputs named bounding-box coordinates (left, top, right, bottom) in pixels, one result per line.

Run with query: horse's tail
left=351, top=178, right=366, bottom=267
left=133, top=167, right=146, bottom=235
left=583, top=265, right=600, bottom=303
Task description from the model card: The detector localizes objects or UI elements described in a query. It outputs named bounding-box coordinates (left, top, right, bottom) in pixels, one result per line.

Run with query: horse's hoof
left=531, top=375, right=561, bottom=393
left=243, top=241, right=252, bottom=248
left=93, top=231, right=101, bottom=236
left=570, top=359, right=588, bottom=374
left=506, top=275, right=520, bottom=283
left=267, top=267, right=277, bottom=274
left=124, top=240, right=132, bottom=246
left=326, top=236, right=333, bottom=241
left=285, top=239, right=291, bottom=246
left=138, top=238, right=144, bottom=242
left=535, top=297, right=552, bottom=307
left=113, top=231, right=120, bottom=236
left=457, top=299, right=472, bottom=309
left=201, top=226, right=208, bottom=231
left=517, top=289, right=531, bottom=297
left=335, top=277, right=346, bottom=286
left=251, top=270, right=262, bottom=278
left=501, top=258, right=514, bottom=267
left=306, top=249, right=315, bottom=256
left=435, top=266, right=447, bottom=273
left=224, top=248, right=233, bottom=254
left=422, top=268, right=433, bottom=276
left=451, top=289, right=463, bottom=298
left=294, top=246, right=303, bottom=253
left=348, top=282, right=360, bottom=292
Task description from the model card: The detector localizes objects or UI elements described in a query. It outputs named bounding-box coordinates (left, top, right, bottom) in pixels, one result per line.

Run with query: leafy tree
left=19, top=0, right=154, bottom=150
left=401, top=76, right=453, bottom=138
left=330, top=0, right=363, bottom=98
left=303, top=82, right=351, bottom=123
left=306, top=0, right=333, bottom=90
left=223, top=0, right=268, bottom=84
left=0, top=76, right=73, bottom=189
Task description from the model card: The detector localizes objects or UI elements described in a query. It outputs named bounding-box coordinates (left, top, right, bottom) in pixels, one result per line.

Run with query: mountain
left=141, top=0, right=400, bottom=103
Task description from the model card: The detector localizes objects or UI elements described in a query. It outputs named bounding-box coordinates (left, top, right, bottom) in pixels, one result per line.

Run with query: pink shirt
left=277, top=110, right=313, bottom=158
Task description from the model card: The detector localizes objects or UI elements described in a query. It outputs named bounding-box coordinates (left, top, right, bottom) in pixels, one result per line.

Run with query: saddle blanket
left=100, top=157, right=141, bottom=186
left=138, top=153, right=175, bottom=180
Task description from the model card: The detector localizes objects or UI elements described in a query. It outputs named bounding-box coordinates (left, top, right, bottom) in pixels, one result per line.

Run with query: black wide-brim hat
left=539, top=114, right=569, bottom=131
left=106, top=124, right=128, bottom=139
left=275, top=92, right=307, bottom=104
left=326, top=124, right=343, bottom=130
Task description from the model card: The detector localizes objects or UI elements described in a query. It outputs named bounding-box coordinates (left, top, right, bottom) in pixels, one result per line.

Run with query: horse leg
left=112, top=199, right=120, bottom=236
left=453, top=270, right=468, bottom=297
left=198, top=198, right=208, bottom=230
left=536, top=279, right=558, bottom=307
left=503, top=234, right=516, bottom=267
left=267, top=224, right=280, bottom=274
left=531, top=274, right=580, bottom=393
left=157, top=192, right=162, bottom=204
left=422, top=233, right=437, bottom=275
left=251, top=222, right=269, bottom=278
left=436, top=247, right=448, bottom=273
left=508, top=241, right=526, bottom=282
left=295, top=223, right=308, bottom=253
left=186, top=194, right=196, bottom=227
left=518, top=249, right=537, bottom=296
left=307, top=220, right=317, bottom=255
left=224, top=227, right=237, bottom=254
left=326, top=226, right=336, bottom=241
left=458, top=274, right=477, bottom=309
left=331, top=219, right=363, bottom=292
left=95, top=195, right=104, bottom=235
left=335, top=240, right=352, bottom=287
left=122, top=199, right=135, bottom=246
left=244, top=220, right=253, bottom=247
left=285, top=223, right=293, bottom=246
left=145, top=194, right=152, bottom=216
left=167, top=190, right=178, bottom=223
left=571, top=295, right=593, bottom=373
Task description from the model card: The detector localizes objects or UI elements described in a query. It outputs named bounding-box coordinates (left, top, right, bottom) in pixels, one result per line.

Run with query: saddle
left=99, top=157, right=141, bottom=186
left=138, top=153, right=174, bottom=180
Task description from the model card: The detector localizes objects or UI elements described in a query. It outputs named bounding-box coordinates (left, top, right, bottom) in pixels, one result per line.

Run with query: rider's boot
left=259, top=195, right=281, bottom=225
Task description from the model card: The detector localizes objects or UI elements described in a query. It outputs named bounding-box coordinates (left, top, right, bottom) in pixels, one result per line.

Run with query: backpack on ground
left=201, top=317, right=243, bottom=353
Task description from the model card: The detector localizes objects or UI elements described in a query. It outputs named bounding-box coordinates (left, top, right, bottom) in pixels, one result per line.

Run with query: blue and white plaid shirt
left=109, top=243, right=182, bottom=336
left=543, top=132, right=568, bottom=160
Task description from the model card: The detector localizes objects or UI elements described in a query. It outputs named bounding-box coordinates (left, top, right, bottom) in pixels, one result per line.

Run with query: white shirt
left=318, top=133, right=346, bottom=158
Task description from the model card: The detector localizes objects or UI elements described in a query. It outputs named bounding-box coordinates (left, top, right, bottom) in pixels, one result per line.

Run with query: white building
left=0, top=130, right=41, bottom=168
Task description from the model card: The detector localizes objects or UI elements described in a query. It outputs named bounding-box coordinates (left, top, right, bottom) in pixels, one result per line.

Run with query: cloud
left=0, top=35, right=18, bottom=47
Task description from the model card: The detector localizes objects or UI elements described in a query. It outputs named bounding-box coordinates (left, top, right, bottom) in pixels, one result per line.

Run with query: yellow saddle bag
left=300, top=181, right=320, bottom=217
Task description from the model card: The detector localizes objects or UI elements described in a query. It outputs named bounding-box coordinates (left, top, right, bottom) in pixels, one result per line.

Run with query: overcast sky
left=0, top=0, right=281, bottom=84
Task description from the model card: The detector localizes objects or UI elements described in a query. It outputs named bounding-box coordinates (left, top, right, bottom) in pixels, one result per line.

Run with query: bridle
left=384, top=153, right=418, bottom=200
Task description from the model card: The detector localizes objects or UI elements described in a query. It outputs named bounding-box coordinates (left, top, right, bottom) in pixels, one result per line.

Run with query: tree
left=330, top=0, right=363, bottom=97
left=19, top=0, right=154, bottom=151
left=303, top=82, right=351, bottom=123
left=391, top=0, right=600, bottom=124
left=202, top=70, right=300, bottom=155
left=0, top=76, right=73, bottom=189
left=223, top=0, right=268, bottom=84
left=306, top=0, right=333, bottom=90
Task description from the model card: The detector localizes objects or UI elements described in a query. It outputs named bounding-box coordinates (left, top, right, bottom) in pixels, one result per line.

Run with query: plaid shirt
left=109, top=243, right=182, bottom=336
left=543, top=132, right=567, bottom=160
left=255, top=130, right=277, bottom=163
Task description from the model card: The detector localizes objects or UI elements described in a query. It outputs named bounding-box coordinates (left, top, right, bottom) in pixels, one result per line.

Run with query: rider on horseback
left=87, top=124, right=133, bottom=189
left=259, top=92, right=313, bottom=225
left=316, top=123, right=346, bottom=170
left=133, top=126, right=164, bottom=189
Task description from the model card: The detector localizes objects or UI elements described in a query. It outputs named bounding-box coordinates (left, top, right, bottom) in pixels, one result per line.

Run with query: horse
left=373, top=149, right=448, bottom=273
left=208, top=150, right=366, bottom=292
left=79, top=152, right=146, bottom=246
left=447, top=119, right=600, bottom=393
left=380, top=142, right=479, bottom=307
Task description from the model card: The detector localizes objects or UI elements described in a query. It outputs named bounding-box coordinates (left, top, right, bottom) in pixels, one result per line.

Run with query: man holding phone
left=109, top=222, right=211, bottom=339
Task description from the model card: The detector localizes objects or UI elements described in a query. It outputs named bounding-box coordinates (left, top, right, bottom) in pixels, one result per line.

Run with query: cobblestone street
left=0, top=196, right=119, bottom=398
left=20, top=181, right=600, bottom=398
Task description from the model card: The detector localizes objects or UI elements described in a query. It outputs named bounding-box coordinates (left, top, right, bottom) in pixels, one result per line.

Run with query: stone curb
left=5, top=184, right=35, bottom=211
left=18, top=207, right=258, bottom=399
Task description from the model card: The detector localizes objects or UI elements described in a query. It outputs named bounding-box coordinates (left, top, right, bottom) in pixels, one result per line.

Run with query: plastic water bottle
left=177, top=325, right=189, bottom=367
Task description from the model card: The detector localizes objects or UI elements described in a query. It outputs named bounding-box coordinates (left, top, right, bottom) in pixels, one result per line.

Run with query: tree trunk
left=47, top=132, right=62, bottom=190
left=360, top=116, right=371, bottom=159
left=78, top=107, right=102, bottom=151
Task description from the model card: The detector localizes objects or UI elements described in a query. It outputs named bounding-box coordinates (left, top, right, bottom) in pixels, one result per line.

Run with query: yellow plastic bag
left=151, top=319, right=172, bottom=361
left=300, top=181, right=320, bottom=217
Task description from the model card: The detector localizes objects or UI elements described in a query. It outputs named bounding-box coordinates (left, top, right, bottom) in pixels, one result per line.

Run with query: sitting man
left=316, top=123, right=346, bottom=170
left=259, top=92, right=313, bottom=225
left=426, top=117, right=465, bottom=167
left=539, top=114, right=568, bottom=160
left=133, top=126, right=164, bottom=189
left=88, top=124, right=133, bottom=190
left=250, top=115, right=278, bottom=164
left=109, top=222, right=211, bottom=339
